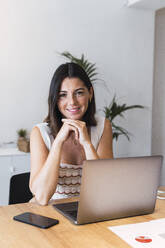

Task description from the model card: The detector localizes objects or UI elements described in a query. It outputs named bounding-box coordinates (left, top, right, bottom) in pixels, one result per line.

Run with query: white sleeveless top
left=36, top=115, right=105, bottom=200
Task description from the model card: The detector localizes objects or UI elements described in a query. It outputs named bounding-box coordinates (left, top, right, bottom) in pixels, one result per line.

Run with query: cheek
left=80, top=95, right=89, bottom=104
left=80, top=97, right=89, bottom=110
left=57, top=101, right=64, bottom=111
left=85, top=100, right=89, bottom=108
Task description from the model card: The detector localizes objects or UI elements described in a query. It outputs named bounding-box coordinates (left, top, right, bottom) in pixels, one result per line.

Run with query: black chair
left=9, top=172, right=33, bottom=205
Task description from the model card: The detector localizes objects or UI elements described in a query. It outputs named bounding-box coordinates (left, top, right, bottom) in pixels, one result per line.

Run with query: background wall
left=0, top=0, right=155, bottom=158
left=152, top=8, right=165, bottom=185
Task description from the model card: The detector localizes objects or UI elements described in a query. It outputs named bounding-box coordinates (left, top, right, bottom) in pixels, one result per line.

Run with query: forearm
left=83, top=142, right=99, bottom=160
left=30, top=140, right=63, bottom=205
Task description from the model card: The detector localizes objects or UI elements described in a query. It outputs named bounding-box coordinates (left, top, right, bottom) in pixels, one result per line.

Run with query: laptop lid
left=76, top=156, right=162, bottom=224
left=53, top=156, right=162, bottom=225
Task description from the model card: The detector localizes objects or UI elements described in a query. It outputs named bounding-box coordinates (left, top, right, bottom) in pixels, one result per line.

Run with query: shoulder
left=32, top=122, right=51, bottom=136
left=30, top=125, right=44, bottom=142
left=94, top=115, right=112, bottom=134
left=104, top=118, right=112, bottom=130
left=30, top=126, right=49, bottom=153
left=31, top=123, right=53, bottom=151
left=93, top=115, right=112, bottom=138
left=30, top=123, right=49, bottom=145
left=95, top=115, right=111, bottom=127
left=35, top=122, right=50, bottom=131
left=102, top=118, right=113, bottom=138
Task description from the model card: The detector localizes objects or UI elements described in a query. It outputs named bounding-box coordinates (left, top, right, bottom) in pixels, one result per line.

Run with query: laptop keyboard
left=66, top=210, right=77, bottom=219
left=53, top=201, right=78, bottom=221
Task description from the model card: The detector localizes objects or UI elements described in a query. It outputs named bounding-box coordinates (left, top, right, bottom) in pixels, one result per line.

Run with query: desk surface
left=1, top=198, right=165, bottom=248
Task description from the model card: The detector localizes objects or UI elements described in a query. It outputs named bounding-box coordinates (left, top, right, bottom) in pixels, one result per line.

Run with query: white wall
left=152, top=8, right=165, bottom=185
left=0, top=0, right=155, bottom=157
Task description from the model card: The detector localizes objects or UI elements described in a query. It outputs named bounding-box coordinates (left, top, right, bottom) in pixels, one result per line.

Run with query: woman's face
left=57, top=77, right=93, bottom=120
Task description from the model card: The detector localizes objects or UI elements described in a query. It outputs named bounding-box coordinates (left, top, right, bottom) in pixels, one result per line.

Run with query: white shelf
left=0, top=150, right=30, bottom=205
left=0, top=148, right=30, bottom=156
left=127, top=0, right=165, bottom=10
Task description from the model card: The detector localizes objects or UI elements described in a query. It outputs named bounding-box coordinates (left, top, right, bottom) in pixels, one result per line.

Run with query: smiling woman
left=57, top=77, right=93, bottom=121
left=29, top=63, right=113, bottom=205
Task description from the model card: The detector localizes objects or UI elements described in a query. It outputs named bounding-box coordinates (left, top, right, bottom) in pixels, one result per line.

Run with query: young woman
left=30, top=63, right=113, bottom=205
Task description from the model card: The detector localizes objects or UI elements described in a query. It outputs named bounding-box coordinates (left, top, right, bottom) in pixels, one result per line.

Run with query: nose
left=68, top=93, right=77, bottom=105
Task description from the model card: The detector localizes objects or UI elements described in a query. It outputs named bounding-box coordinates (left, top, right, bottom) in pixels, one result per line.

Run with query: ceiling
left=127, top=0, right=165, bottom=10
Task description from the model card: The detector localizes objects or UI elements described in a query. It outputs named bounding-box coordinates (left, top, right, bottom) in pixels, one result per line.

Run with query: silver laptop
left=53, top=156, right=162, bottom=225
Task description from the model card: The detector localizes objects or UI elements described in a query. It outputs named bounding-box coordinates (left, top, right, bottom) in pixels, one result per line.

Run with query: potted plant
left=17, top=129, right=30, bottom=153
left=103, top=95, right=144, bottom=141
left=59, top=51, right=144, bottom=141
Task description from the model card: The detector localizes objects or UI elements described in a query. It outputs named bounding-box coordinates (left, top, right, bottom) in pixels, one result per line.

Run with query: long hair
left=44, top=62, right=97, bottom=137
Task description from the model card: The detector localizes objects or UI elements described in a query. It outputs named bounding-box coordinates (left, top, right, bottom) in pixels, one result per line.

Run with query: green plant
left=59, top=51, right=98, bottom=84
left=103, top=96, right=144, bottom=141
left=17, top=129, right=27, bottom=138
left=59, top=51, right=144, bottom=141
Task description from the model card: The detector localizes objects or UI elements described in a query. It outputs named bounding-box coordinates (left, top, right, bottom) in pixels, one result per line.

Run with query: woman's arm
left=82, top=118, right=113, bottom=159
left=30, top=122, right=79, bottom=205
left=96, top=119, right=113, bottom=159
left=30, top=127, right=63, bottom=205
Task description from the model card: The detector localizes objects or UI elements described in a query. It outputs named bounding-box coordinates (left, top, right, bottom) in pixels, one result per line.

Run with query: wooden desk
left=1, top=199, right=165, bottom=248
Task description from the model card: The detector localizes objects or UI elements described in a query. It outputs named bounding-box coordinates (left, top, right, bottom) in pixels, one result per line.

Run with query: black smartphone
left=13, top=212, right=59, bottom=229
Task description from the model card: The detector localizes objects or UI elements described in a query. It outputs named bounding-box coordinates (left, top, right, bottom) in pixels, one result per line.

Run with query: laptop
left=53, top=156, right=162, bottom=225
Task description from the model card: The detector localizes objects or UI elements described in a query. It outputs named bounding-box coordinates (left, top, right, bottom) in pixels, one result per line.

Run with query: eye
left=76, top=91, right=84, bottom=96
left=58, top=93, right=67, bottom=98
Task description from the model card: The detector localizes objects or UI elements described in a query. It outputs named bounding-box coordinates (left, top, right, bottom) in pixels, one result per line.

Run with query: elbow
left=30, top=184, right=49, bottom=206
left=33, top=193, right=49, bottom=206
left=36, top=196, right=49, bottom=206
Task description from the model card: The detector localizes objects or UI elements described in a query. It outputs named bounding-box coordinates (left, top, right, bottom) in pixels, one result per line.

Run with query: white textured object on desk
left=0, top=148, right=30, bottom=156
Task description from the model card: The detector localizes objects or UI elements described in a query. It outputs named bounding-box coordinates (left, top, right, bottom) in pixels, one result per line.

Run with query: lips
left=67, top=107, right=80, bottom=113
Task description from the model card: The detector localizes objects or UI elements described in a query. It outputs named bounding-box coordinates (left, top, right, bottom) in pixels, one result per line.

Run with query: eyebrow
left=58, top=87, right=85, bottom=93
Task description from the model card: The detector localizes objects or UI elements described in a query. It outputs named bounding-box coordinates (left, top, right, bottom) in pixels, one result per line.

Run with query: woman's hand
left=55, top=121, right=79, bottom=144
left=61, top=119, right=91, bottom=146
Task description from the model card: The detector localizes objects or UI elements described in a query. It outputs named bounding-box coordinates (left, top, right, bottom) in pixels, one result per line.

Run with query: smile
left=67, top=107, right=80, bottom=113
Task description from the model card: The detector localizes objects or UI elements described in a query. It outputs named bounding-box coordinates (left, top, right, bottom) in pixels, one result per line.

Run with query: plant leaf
left=59, top=51, right=98, bottom=84
left=111, top=123, right=130, bottom=141
left=105, top=95, right=144, bottom=140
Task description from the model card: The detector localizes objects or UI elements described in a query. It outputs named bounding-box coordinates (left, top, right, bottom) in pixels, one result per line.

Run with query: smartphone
left=13, top=212, right=59, bottom=229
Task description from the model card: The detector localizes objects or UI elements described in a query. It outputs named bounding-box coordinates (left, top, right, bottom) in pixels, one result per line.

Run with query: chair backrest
left=9, top=172, right=33, bottom=205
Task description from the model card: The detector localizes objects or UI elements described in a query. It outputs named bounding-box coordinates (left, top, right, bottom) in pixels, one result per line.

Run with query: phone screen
left=13, top=212, right=59, bottom=229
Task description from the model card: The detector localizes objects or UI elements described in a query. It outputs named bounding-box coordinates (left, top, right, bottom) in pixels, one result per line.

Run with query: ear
left=89, top=87, right=93, bottom=101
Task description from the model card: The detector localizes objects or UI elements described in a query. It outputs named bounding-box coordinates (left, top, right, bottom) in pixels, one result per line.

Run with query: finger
left=71, top=126, right=79, bottom=140
left=66, top=123, right=79, bottom=140
left=62, top=119, right=84, bottom=124
left=62, top=119, right=85, bottom=129
left=63, top=122, right=78, bottom=139
left=62, top=118, right=73, bottom=122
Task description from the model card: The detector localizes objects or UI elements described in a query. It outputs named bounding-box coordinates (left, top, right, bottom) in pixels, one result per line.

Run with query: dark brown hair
left=44, top=62, right=96, bottom=137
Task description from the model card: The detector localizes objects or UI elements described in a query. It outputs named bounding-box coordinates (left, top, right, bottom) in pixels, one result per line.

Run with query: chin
left=66, top=113, right=84, bottom=120
left=69, top=115, right=83, bottom=120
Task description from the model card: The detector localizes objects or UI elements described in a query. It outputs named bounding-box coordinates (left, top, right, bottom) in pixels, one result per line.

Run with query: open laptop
left=53, top=156, right=163, bottom=225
